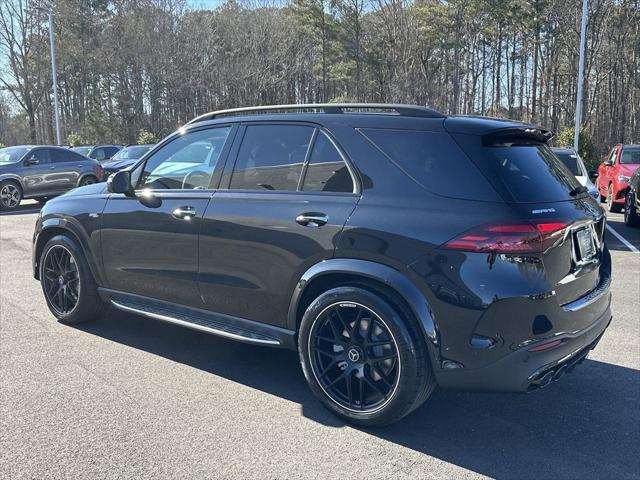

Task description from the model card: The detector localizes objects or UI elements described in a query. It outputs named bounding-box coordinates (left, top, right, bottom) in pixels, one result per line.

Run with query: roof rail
left=186, top=103, right=446, bottom=124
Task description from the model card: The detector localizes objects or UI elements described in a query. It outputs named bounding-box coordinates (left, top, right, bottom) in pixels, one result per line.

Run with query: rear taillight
left=444, top=221, right=569, bottom=254
left=96, top=164, right=104, bottom=181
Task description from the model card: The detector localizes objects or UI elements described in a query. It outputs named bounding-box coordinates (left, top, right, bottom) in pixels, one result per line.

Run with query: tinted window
left=139, top=127, right=231, bottom=190
left=302, top=133, right=354, bottom=193
left=50, top=149, right=77, bottom=163
left=620, top=148, right=640, bottom=165
left=554, top=151, right=583, bottom=176
left=360, top=128, right=499, bottom=200
left=230, top=125, right=313, bottom=191
left=30, top=149, right=50, bottom=164
left=453, top=134, right=581, bottom=203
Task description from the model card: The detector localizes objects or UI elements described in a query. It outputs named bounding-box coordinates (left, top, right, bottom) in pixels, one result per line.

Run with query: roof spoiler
left=483, top=127, right=554, bottom=146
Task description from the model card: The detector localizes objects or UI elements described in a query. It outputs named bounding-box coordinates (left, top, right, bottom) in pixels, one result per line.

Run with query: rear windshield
left=553, top=151, right=585, bottom=176
left=620, top=148, right=640, bottom=165
left=359, top=128, right=499, bottom=201
left=453, top=134, right=582, bottom=203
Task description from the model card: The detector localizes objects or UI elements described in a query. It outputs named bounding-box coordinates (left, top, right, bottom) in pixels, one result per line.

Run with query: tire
left=0, top=180, right=23, bottom=211
left=298, top=286, right=436, bottom=427
left=79, top=176, right=98, bottom=187
left=607, top=184, right=622, bottom=213
left=624, top=192, right=640, bottom=227
left=39, top=234, right=106, bottom=324
left=597, top=179, right=606, bottom=202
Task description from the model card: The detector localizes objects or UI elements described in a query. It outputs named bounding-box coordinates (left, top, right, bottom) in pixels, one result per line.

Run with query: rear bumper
left=435, top=303, right=612, bottom=393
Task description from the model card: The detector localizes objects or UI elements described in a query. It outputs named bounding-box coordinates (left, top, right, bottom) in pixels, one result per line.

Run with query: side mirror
left=603, top=160, right=613, bottom=167
left=24, top=156, right=39, bottom=166
left=107, top=170, right=134, bottom=196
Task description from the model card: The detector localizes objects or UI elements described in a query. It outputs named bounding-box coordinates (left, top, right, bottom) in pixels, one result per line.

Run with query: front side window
left=302, top=132, right=354, bottom=193
left=30, top=149, right=50, bottom=164
left=230, top=124, right=314, bottom=191
left=139, top=127, right=231, bottom=190
left=91, top=148, right=106, bottom=161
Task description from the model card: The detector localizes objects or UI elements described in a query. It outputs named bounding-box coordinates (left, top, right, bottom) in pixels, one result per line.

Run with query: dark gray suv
left=0, top=145, right=104, bottom=210
left=32, top=104, right=611, bottom=426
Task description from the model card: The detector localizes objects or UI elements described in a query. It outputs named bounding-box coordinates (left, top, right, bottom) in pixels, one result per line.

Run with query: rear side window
left=230, top=125, right=314, bottom=191
left=359, top=128, right=498, bottom=200
left=302, top=133, right=354, bottom=193
left=453, top=134, right=581, bottom=203
left=50, top=149, right=74, bottom=163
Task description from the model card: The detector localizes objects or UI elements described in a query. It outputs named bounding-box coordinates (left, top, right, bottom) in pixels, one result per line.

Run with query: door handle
left=296, top=213, right=328, bottom=227
left=49, top=166, right=55, bottom=170
left=172, top=206, right=197, bottom=220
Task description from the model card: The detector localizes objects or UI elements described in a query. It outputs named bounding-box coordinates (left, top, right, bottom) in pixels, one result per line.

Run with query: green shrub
left=137, top=129, right=159, bottom=145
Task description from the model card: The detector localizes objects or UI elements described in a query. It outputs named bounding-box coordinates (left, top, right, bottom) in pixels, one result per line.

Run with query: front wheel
left=624, top=192, right=640, bottom=227
left=607, top=184, right=623, bottom=213
left=0, top=181, right=22, bottom=211
left=298, top=286, right=435, bottom=427
left=40, top=235, right=106, bottom=324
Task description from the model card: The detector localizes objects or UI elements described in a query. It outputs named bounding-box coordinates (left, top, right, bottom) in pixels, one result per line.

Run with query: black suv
left=33, top=104, right=612, bottom=426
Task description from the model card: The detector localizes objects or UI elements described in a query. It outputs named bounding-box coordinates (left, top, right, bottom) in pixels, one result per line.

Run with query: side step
left=106, top=293, right=290, bottom=347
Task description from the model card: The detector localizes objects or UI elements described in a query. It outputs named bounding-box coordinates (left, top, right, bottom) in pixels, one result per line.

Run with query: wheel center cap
left=347, top=346, right=363, bottom=363
left=58, top=275, right=65, bottom=286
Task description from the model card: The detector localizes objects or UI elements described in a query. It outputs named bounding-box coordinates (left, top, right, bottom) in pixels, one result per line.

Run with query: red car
left=597, top=144, right=640, bottom=212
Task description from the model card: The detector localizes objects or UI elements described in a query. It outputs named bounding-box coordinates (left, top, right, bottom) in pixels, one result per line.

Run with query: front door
left=198, top=124, right=359, bottom=327
left=20, top=148, right=55, bottom=196
left=100, top=125, right=235, bottom=306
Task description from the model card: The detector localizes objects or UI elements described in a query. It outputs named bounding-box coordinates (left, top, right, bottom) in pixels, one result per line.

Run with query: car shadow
left=0, top=202, right=41, bottom=216
left=605, top=216, right=640, bottom=253
left=76, top=308, right=640, bottom=479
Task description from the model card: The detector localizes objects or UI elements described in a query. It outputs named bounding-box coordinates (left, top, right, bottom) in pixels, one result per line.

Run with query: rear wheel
left=298, top=286, right=435, bottom=427
left=624, top=192, right=640, bottom=227
left=40, top=235, right=106, bottom=324
left=79, top=176, right=97, bottom=187
left=0, top=181, right=22, bottom=211
left=607, top=184, right=622, bottom=213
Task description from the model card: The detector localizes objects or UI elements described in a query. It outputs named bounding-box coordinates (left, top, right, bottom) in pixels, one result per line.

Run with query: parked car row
left=0, top=143, right=155, bottom=210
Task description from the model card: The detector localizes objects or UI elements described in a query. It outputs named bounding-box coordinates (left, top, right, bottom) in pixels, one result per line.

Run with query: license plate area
left=574, top=226, right=597, bottom=265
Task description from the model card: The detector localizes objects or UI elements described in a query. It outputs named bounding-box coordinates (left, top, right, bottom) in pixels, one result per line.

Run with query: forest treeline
left=1, top=0, right=639, bottom=166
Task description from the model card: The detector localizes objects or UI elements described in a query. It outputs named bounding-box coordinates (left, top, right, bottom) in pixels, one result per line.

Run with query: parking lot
left=1, top=201, right=638, bottom=479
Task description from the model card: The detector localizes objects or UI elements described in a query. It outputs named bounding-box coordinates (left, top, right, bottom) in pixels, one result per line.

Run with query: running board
left=105, top=293, right=293, bottom=348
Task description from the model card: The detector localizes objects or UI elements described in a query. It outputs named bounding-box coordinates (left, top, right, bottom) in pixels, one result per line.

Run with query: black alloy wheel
left=42, top=245, right=81, bottom=316
left=625, top=192, right=639, bottom=227
left=80, top=176, right=97, bottom=187
left=308, top=301, right=400, bottom=413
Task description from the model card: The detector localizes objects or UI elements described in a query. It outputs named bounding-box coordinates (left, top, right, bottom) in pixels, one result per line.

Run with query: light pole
left=573, top=0, right=588, bottom=152
left=38, top=6, right=61, bottom=146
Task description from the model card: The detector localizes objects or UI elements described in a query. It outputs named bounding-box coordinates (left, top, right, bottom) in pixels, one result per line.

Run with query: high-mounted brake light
left=444, top=221, right=569, bottom=254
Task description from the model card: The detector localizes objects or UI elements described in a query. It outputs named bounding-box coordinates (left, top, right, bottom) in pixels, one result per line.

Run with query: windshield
left=620, top=148, right=640, bottom=165
left=72, top=146, right=92, bottom=156
left=0, top=147, right=30, bottom=164
left=112, top=145, right=153, bottom=160
left=554, top=151, right=585, bottom=176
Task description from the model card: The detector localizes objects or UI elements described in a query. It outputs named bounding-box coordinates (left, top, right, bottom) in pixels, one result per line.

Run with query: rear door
left=49, top=148, right=83, bottom=190
left=198, top=123, right=359, bottom=327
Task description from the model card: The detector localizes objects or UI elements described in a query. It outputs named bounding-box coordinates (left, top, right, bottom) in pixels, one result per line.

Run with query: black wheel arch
left=33, top=218, right=104, bottom=286
left=78, top=173, right=98, bottom=186
left=288, top=258, right=440, bottom=358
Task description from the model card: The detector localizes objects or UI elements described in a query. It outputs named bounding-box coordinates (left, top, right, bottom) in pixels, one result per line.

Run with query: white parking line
left=606, top=224, right=640, bottom=254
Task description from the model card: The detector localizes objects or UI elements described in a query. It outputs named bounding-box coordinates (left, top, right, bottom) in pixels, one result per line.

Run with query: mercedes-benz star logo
left=348, top=348, right=361, bottom=363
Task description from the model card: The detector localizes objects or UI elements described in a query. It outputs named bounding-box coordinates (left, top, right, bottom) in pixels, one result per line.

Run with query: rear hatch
left=449, top=126, right=607, bottom=306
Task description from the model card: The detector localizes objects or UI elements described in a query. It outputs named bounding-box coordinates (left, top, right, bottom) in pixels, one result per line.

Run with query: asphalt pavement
left=1, top=201, right=638, bottom=479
